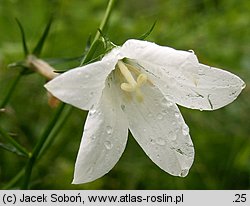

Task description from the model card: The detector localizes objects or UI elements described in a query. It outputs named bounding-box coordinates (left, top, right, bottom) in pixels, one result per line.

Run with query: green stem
left=22, top=103, right=65, bottom=189
left=3, top=106, right=72, bottom=189
left=0, top=127, right=30, bottom=157
left=0, top=71, right=22, bottom=108
left=2, top=169, right=24, bottom=189
left=80, top=0, right=116, bottom=65
left=39, top=105, right=73, bottom=158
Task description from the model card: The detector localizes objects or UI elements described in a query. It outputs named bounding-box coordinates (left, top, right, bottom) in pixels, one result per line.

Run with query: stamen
left=137, top=73, right=147, bottom=87
left=117, top=61, right=137, bottom=87
left=118, top=60, right=148, bottom=102
left=121, top=83, right=135, bottom=92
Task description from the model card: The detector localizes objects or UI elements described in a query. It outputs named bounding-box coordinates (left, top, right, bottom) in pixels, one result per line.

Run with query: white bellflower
left=45, top=40, right=245, bottom=184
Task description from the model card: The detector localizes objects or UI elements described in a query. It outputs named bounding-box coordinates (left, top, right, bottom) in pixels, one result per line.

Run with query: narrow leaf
left=0, top=127, right=30, bottom=158
left=15, top=18, right=29, bottom=56
left=32, top=17, right=53, bottom=56
left=44, top=55, right=83, bottom=66
left=138, top=20, right=157, bottom=40
left=0, top=142, right=28, bottom=158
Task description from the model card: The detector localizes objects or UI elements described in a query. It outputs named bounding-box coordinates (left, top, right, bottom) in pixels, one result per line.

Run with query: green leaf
left=44, top=56, right=83, bottom=66
left=0, top=127, right=30, bottom=158
left=138, top=20, right=157, bottom=40
left=15, top=18, right=29, bottom=56
left=8, top=62, right=33, bottom=75
left=32, top=17, right=53, bottom=56
left=0, top=142, right=28, bottom=158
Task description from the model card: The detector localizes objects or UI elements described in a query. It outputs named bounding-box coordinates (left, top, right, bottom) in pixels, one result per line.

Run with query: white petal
left=137, top=57, right=245, bottom=110
left=121, top=39, right=191, bottom=67
left=72, top=81, right=128, bottom=184
left=122, top=84, right=194, bottom=177
left=121, top=39, right=245, bottom=110
left=45, top=58, right=117, bottom=110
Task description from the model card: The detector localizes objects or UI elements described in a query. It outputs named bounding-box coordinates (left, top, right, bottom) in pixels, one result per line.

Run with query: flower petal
left=72, top=81, right=128, bottom=184
left=138, top=58, right=245, bottom=110
left=122, top=83, right=194, bottom=177
left=121, top=39, right=191, bottom=66
left=121, top=39, right=245, bottom=110
left=45, top=58, right=117, bottom=110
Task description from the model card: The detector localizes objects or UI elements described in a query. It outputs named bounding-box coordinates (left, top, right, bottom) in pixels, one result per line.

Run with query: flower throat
left=117, top=60, right=148, bottom=102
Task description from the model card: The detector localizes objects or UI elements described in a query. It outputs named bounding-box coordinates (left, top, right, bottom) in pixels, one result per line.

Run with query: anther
left=117, top=61, right=137, bottom=87
left=137, top=73, right=147, bottom=87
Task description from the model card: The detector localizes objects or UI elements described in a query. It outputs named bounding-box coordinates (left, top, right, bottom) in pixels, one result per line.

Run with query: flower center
left=117, top=60, right=148, bottom=102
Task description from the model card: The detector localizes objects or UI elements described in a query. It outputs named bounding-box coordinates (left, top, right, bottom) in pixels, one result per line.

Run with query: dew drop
left=157, top=113, right=163, bottom=120
left=121, top=104, right=125, bottom=111
left=148, top=112, right=153, bottom=118
left=91, top=135, right=97, bottom=140
left=150, top=138, right=156, bottom=145
left=168, top=131, right=177, bottom=141
left=89, top=109, right=96, bottom=115
left=180, top=169, right=189, bottom=177
left=241, top=83, right=246, bottom=89
left=106, top=126, right=113, bottom=135
left=104, top=141, right=113, bottom=150
left=156, top=137, right=165, bottom=146
left=167, top=102, right=173, bottom=107
left=156, top=154, right=160, bottom=159
left=182, top=125, right=189, bottom=136
left=175, top=112, right=180, bottom=119
left=85, top=73, right=90, bottom=78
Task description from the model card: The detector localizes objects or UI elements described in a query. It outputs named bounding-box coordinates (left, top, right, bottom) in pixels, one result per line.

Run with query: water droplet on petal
left=156, top=154, right=160, bottom=159
left=241, top=83, right=246, bottom=90
left=180, top=169, right=189, bottom=177
left=175, top=112, right=180, bottom=119
left=148, top=112, right=153, bottom=118
left=156, top=137, right=165, bottom=145
left=106, top=126, right=113, bottom=135
left=168, top=131, right=177, bottom=141
left=157, top=113, right=163, bottom=120
left=89, top=109, right=96, bottom=116
left=182, top=125, right=189, bottom=136
left=104, top=141, right=113, bottom=150
left=85, top=73, right=90, bottom=78
left=91, top=135, right=96, bottom=140
left=150, top=138, right=156, bottom=145
left=121, top=104, right=125, bottom=111
left=167, top=102, right=174, bottom=107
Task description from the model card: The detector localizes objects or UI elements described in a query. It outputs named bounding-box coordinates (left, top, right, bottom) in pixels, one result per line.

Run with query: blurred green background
left=0, top=0, right=249, bottom=189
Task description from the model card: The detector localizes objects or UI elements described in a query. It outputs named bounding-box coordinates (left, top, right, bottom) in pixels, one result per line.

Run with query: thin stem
left=2, top=169, right=24, bottom=189
left=22, top=103, right=65, bottom=189
left=80, top=0, right=116, bottom=65
left=0, top=127, right=30, bottom=157
left=39, top=105, right=73, bottom=157
left=3, top=106, right=72, bottom=189
left=0, top=71, right=22, bottom=108
left=20, top=0, right=117, bottom=189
